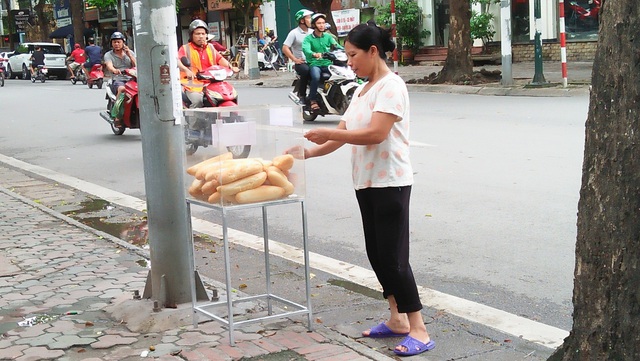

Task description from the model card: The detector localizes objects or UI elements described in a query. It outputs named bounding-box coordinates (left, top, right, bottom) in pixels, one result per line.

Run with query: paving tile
left=14, top=332, right=60, bottom=347
left=90, top=334, right=138, bottom=349
left=15, top=346, right=65, bottom=361
left=48, top=334, right=96, bottom=349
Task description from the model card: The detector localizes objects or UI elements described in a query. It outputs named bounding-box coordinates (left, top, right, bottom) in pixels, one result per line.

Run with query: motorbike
left=31, top=65, right=47, bottom=83
left=258, top=42, right=284, bottom=71
left=99, top=68, right=139, bottom=135
left=69, top=63, right=87, bottom=85
left=181, top=57, right=250, bottom=158
left=566, top=0, right=601, bottom=30
left=0, top=58, right=5, bottom=87
left=288, top=50, right=360, bottom=122
left=87, top=63, right=105, bottom=89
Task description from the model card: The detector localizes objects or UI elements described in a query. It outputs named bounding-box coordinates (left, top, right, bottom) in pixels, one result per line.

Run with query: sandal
left=113, top=119, right=123, bottom=128
left=310, top=100, right=320, bottom=111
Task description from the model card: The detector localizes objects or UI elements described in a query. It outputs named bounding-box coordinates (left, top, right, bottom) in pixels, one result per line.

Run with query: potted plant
left=376, top=0, right=430, bottom=63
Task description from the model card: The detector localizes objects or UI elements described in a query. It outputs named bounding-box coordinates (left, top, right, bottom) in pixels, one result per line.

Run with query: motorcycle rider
left=83, top=37, right=103, bottom=78
left=30, top=45, right=45, bottom=78
left=67, top=43, right=86, bottom=80
left=178, top=19, right=239, bottom=108
left=103, top=31, right=136, bottom=125
left=302, top=13, right=343, bottom=112
left=282, top=9, right=313, bottom=103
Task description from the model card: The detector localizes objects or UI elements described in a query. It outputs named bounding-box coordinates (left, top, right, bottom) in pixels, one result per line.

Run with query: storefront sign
left=11, top=10, right=31, bottom=32
left=331, top=9, right=360, bottom=37
left=208, top=0, right=233, bottom=11
left=54, top=0, right=71, bottom=27
left=208, top=22, right=220, bottom=41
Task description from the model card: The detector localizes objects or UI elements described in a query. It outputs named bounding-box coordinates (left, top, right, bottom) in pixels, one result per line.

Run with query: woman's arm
left=305, top=112, right=397, bottom=146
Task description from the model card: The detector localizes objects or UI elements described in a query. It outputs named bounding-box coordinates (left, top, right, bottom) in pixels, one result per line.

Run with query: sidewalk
left=231, top=60, right=592, bottom=97
left=0, top=160, right=558, bottom=360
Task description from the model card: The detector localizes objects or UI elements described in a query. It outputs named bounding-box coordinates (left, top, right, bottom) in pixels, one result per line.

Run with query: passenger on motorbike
left=67, top=43, right=86, bottom=80
left=282, top=9, right=313, bottom=103
left=103, top=31, right=136, bottom=125
left=30, top=45, right=45, bottom=78
left=302, top=13, right=343, bottom=112
left=178, top=19, right=239, bottom=109
left=83, top=38, right=103, bottom=77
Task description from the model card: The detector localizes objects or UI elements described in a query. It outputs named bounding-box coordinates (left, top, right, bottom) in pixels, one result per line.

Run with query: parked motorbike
left=566, top=0, right=601, bottom=29
left=181, top=57, right=250, bottom=158
left=99, top=68, right=139, bottom=135
left=288, top=50, right=360, bottom=122
left=70, top=64, right=87, bottom=85
left=258, top=42, right=284, bottom=71
left=31, top=65, right=47, bottom=83
left=0, top=58, right=6, bottom=87
left=87, top=63, right=105, bottom=89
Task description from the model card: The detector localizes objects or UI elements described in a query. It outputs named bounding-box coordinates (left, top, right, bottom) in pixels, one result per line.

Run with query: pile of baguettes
left=187, top=152, right=296, bottom=205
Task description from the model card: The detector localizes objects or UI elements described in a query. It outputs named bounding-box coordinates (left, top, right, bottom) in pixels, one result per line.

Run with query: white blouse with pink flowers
left=343, top=72, right=413, bottom=190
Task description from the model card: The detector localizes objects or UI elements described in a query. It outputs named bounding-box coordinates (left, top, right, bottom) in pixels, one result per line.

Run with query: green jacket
left=302, top=32, right=343, bottom=67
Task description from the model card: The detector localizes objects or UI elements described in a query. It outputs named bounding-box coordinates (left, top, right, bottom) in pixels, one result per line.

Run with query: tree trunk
left=33, top=0, right=51, bottom=41
left=433, top=0, right=472, bottom=84
left=117, top=0, right=123, bottom=31
left=70, top=0, right=85, bottom=47
left=548, top=1, right=640, bottom=360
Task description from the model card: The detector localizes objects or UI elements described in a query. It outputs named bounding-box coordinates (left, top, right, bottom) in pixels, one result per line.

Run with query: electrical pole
left=500, top=0, right=513, bottom=85
left=131, top=0, right=207, bottom=308
left=531, top=0, right=546, bottom=84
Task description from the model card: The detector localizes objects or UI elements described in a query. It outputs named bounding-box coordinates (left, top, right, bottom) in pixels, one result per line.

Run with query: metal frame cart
left=187, top=197, right=313, bottom=345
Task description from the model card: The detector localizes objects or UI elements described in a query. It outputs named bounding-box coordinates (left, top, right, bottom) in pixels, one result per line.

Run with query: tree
left=229, top=0, right=263, bottom=33
left=86, top=0, right=122, bottom=30
left=69, top=0, right=85, bottom=47
left=33, top=0, right=53, bottom=40
left=432, top=0, right=473, bottom=84
left=548, top=1, right=640, bottom=360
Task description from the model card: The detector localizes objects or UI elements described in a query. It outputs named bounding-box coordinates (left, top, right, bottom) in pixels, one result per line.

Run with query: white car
left=6, top=42, right=68, bottom=80
left=0, top=51, right=13, bottom=72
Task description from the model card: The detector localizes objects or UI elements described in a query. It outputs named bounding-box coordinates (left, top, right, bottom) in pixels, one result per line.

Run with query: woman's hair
left=345, top=20, right=395, bottom=60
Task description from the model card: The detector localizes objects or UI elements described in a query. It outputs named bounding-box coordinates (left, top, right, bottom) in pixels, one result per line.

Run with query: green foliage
left=86, top=0, right=117, bottom=8
left=375, top=0, right=429, bottom=51
left=470, top=0, right=499, bottom=47
left=470, top=11, right=495, bottom=45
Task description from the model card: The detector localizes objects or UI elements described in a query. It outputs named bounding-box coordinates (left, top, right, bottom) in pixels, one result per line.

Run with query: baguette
left=204, top=158, right=259, bottom=181
left=217, top=159, right=264, bottom=184
left=201, top=179, right=220, bottom=195
left=267, top=169, right=295, bottom=196
left=188, top=178, right=206, bottom=197
left=217, top=171, right=267, bottom=196
left=207, top=192, right=221, bottom=204
left=187, top=152, right=233, bottom=176
left=272, top=154, right=295, bottom=171
left=235, top=185, right=286, bottom=204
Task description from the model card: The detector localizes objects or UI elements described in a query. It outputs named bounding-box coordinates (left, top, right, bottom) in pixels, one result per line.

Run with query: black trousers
left=294, top=63, right=310, bottom=98
left=355, top=186, right=422, bottom=314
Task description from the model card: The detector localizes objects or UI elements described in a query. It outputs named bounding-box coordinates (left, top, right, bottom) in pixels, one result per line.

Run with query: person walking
left=282, top=9, right=313, bottom=103
left=301, top=13, right=343, bottom=112
left=289, top=21, right=435, bottom=357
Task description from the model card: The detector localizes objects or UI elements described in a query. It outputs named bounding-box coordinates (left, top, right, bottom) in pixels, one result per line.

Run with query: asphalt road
left=0, top=77, right=588, bottom=332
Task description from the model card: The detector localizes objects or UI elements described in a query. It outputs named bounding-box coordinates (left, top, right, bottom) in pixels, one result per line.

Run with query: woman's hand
left=284, top=145, right=308, bottom=159
left=304, top=128, right=332, bottom=145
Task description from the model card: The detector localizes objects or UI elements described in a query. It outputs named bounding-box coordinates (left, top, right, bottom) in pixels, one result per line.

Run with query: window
left=512, top=0, right=530, bottom=43
left=41, top=45, right=64, bottom=54
left=564, top=0, right=601, bottom=40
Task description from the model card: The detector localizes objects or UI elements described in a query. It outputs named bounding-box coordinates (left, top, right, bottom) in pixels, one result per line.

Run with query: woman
left=292, top=21, right=435, bottom=356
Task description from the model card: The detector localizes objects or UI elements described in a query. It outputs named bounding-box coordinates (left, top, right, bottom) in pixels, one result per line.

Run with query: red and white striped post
left=391, top=0, right=398, bottom=74
left=559, top=0, right=568, bottom=87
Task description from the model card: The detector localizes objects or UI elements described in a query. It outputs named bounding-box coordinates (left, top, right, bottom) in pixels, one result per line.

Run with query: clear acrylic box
left=183, top=105, right=306, bottom=208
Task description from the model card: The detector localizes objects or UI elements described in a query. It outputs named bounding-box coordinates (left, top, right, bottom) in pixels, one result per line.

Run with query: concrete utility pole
left=500, top=0, right=513, bottom=85
left=131, top=0, right=207, bottom=308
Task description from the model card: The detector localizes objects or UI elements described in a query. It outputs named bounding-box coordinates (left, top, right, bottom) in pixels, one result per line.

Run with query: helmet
left=110, top=32, right=125, bottom=42
left=74, top=43, right=80, bottom=49
left=189, top=19, right=208, bottom=36
left=295, top=9, right=313, bottom=23
left=311, top=13, right=326, bottom=28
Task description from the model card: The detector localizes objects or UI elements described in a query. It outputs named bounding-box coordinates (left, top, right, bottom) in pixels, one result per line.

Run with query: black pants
left=294, top=63, right=310, bottom=98
left=355, top=186, right=422, bottom=314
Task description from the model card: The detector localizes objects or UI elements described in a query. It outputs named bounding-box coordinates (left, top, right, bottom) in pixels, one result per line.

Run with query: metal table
left=187, top=197, right=313, bottom=345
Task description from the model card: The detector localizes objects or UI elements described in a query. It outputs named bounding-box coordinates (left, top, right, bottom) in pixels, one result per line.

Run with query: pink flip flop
left=364, top=323, right=409, bottom=338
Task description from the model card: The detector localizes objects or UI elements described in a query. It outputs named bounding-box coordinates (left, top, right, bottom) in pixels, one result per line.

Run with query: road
left=0, top=77, right=588, bottom=333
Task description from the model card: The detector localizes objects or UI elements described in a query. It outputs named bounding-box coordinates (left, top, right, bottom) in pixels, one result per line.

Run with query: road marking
left=0, top=153, right=568, bottom=349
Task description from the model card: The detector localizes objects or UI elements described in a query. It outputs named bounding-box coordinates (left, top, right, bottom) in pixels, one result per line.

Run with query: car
left=6, top=42, right=68, bottom=80
left=0, top=51, right=14, bottom=73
